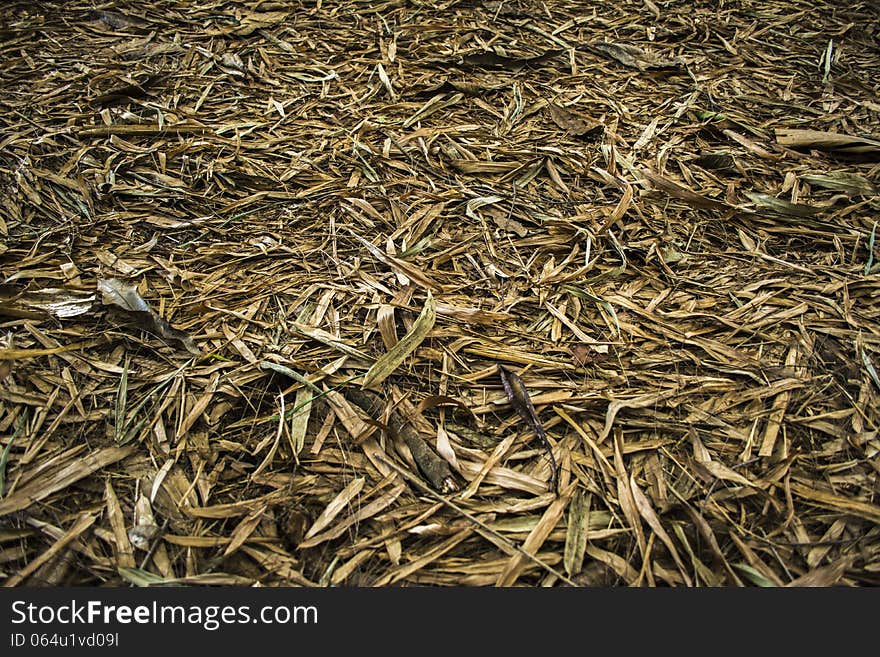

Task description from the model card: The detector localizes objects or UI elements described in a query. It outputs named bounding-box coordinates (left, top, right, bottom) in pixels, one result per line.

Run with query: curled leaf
left=98, top=278, right=199, bottom=355
left=497, top=365, right=558, bottom=494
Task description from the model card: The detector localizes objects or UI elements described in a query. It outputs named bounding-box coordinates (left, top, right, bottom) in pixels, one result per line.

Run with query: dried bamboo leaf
left=4, top=0, right=880, bottom=590
left=289, top=387, right=313, bottom=457
left=87, top=9, right=152, bottom=30
left=304, top=477, right=365, bottom=540
left=459, top=48, right=563, bottom=71
left=345, top=388, right=457, bottom=493
left=498, top=365, right=558, bottom=493
left=734, top=563, right=778, bottom=588
left=590, top=42, right=682, bottom=70
left=5, top=287, right=95, bottom=318
left=104, top=479, right=135, bottom=569
left=5, top=512, right=97, bottom=587
left=642, top=170, right=734, bottom=213
left=410, top=78, right=507, bottom=98
left=597, top=388, right=681, bottom=444
left=0, top=445, right=135, bottom=516
left=377, top=304, right=399, bottom=350
left=288, top=323, right=370, bottom=361
left=585, top=544, right=639, bottom=584
left=114, top=355, right=129, bottom=443
left=775, top=128, right=880, bottom=155
left=744, top=191, right=821, bottom=217
left=434, top=424, right=460, bottom=471
left=629, top=474, right=693, bottom=587
left=563, top=489, right=590, bottom=577
left=373, top=527, right=473, bottom=586
left=298, top=482, right=405, bottom=549
left=0, top=342, right=98, bottom=361
left=789, top=482, right=880, bottom=524
left=547, top=104, right=603, bottom=139
left=801, top=172, right=877, bottom=195
left=223, top=504, right=267, bottom=557
left=613, top=432, right=647, bottom=564
left=0, top=416, right=21, bottom=498
left=98, top=278, right=199, bottom=355
left=496, top=482, right=575, bottom=586
left=361, top=292, right=436, bottom=390
left=785, top=557, right=854, bottom=587
left=128, top=489, right=159, bottom=551
left=349, top=231, right=443, bottom=292
left=117, top=567, right=172, bottom=587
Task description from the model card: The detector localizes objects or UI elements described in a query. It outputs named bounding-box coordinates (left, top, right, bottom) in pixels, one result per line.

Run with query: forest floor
left=1, top=0, right=879, bottom=587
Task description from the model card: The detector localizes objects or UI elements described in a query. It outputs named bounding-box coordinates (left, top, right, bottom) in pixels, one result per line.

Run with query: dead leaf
left=98, top=278, right=199, bottom=355
left=459, top=49, right=563, bottom=71
left=776, top=128, right=880, bottom=156
left=498, top=365, right=558, bottom=493
left=591, top=42, right=682, bottom=70
left=361, top=292, right=436, bottom=390
left=548, top=104, right=604, bottom=139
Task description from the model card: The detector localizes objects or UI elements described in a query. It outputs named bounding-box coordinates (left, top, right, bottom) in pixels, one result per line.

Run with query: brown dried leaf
left=498, top=365, right=558, bottom=493
left=776, top=128, right=880, bottom=156
left=460, top=49, right=563, bottom=71
left=496, top=482, right=576, bottom=586
left=547, top=104, right=604, bottom=139
left=98, top=278, right=199, bottom=355
left=0, top=445, right=135, bottom=516
left=223, top=504, right=268, bottom=557
left=361, top=292, right=436, bottom=390
left=591, top=42, right=682, bottom=70
left=304, top=477, right=366, bottom=541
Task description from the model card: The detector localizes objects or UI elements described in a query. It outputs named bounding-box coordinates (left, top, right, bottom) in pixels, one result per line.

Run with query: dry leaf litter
left=1, top=0, right=879, bottom=587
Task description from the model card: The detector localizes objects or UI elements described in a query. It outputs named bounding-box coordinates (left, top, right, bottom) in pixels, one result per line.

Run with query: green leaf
left=118, top=567, right=171, bottom=587
left=734, top=563, right=777, bottom=587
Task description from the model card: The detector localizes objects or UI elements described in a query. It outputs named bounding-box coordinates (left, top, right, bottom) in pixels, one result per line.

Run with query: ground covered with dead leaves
left=1, top=0, right=879, bottom=587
